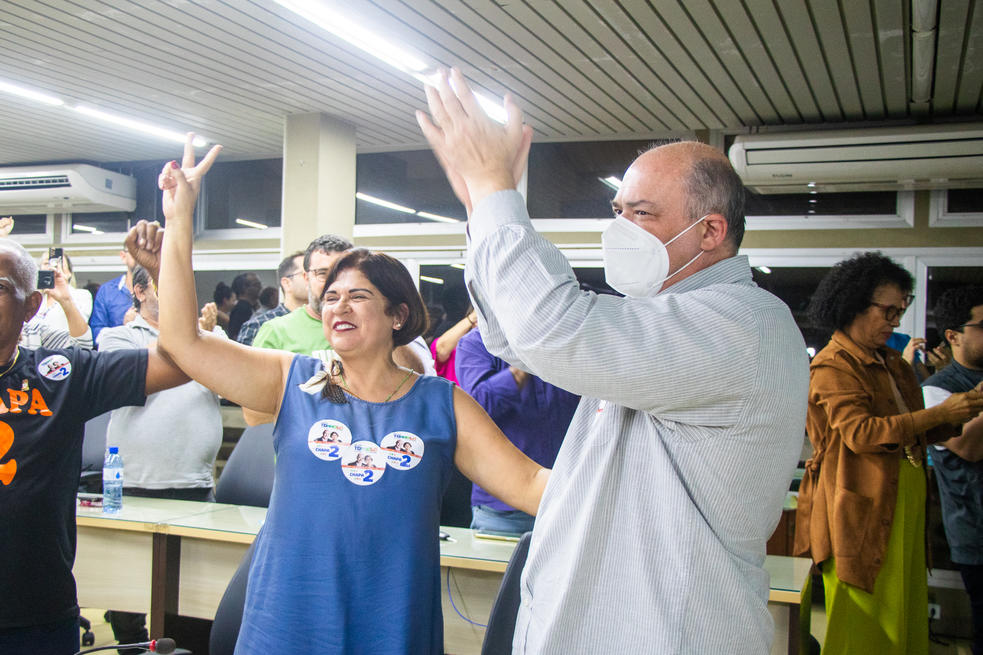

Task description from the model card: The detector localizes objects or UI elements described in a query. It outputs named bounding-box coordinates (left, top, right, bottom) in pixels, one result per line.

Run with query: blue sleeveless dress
left=234, top=356, right=456, bottom=654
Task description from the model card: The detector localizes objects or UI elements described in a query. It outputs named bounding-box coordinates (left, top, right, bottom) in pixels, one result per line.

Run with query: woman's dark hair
left=934, top=286, right=983, bottom=339
left=807, top=251, right=914, bottom=331
left=213, top=281, right=233, bottom=306
left=319, top=249, right=429, bottom=402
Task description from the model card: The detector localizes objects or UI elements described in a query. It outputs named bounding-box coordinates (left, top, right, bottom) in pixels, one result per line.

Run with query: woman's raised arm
left=150, top=133, right=293, bottom=414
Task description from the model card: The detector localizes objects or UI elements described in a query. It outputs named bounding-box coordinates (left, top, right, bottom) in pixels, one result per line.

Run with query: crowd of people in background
left=1, top=70, right=982, bottom=655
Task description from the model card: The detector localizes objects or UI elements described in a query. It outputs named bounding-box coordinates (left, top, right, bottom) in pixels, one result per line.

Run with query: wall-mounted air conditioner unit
left=0, top=164, right=137, bottom=213
left=729, top=124, right=983, bottom=194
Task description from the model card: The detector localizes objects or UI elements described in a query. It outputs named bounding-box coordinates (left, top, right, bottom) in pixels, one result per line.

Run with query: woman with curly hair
left=794, top=251, right=983, bottom=654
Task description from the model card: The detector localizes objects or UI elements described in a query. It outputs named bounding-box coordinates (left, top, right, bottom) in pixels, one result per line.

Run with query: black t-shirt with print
left=0, top=346, right=147, bottom=629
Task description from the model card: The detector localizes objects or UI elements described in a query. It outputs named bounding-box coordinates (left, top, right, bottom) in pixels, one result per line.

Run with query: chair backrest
left=481, top=531, right=533, bottom=655
left=81, top=411, right=111, bottom=472
left=214, top=422, right=275, bottom=507
left=439, top=466, right=473, bottom=528
left=208, top=540, right=256, bottom=655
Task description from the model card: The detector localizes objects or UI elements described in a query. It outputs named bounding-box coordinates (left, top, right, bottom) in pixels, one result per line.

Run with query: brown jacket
left=793, top=330, right=956, bottom=592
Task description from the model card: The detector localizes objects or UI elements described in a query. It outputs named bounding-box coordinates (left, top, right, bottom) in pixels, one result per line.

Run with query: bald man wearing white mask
left=418, top=70, right=809, bottom=655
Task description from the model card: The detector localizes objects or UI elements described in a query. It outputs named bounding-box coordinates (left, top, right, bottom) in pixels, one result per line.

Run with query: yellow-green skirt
left=821, top=458, right=928, bottom=654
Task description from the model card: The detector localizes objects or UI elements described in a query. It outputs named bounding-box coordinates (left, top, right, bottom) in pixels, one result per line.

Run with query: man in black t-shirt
left=0, top=238, right=189, bottom=655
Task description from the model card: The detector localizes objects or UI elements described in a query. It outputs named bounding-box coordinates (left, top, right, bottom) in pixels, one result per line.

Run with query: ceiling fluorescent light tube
left=74, top=106, right=206, bottom=146
left=235, top=218, right=269, bottom=230
left=416, top=211, right=461, bottom=223
left=450, top=263, right=466, bottom=270
left=419, top=275, right=444, bottom=285
left=355, top=192, right=416, bottom=214
left=72, top=224, right=100, bottom=233
left=756, top=266, right=772, bottom=274
left=273, top=0, right=427, bottom=74
left=0, top=79, right=64, bottom=106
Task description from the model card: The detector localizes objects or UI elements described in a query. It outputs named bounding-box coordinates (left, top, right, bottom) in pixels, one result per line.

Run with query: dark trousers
left=962, top=563, right=983, bottom=655
left=0, top=616, right=79, bottom=655
left=108, top=487, right=214, bottom=650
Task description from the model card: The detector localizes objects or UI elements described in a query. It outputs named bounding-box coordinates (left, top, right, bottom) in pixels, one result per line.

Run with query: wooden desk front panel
left=75, top=526, right=153, bottom=612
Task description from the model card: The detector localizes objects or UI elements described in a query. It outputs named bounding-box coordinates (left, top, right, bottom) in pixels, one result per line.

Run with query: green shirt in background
left=252, top=306, right=330, bottom=355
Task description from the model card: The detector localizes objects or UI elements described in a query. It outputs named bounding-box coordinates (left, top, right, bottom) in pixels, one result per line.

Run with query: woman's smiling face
left=321, top=267, right=405, bottom=355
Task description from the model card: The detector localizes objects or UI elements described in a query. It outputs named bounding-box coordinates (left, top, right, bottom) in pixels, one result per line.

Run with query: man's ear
left=23, top=290, right=42, bottom=322
left=700, top=213, right=729, bottom=251
left=944, top=328, right=960, bottom=349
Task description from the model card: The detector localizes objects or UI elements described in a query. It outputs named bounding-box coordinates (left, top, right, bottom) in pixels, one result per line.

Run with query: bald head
left=636, top=141, right=746, bottom=252
left=0, top=238, right=38, bottom=299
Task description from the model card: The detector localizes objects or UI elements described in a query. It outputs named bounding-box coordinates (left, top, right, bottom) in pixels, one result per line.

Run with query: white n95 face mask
left=601, top=215, right=707, bottom=297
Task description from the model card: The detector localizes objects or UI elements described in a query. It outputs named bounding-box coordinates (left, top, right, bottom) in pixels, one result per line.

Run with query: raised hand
left=416, top=68, right=532, bottom=212
left=0, top=217, right=13, bottom=237
left=158, top=133, right=222, bottom=223
left=125, top=220, right=164, bottom=282
left=198, top=302, right=218, bottom=332
left=902, top=337, right=925, bottom=364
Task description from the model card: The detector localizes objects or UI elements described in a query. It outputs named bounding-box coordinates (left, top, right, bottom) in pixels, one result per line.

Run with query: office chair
left=79, top=411, right=111, bottom=493
left=481, top=531, right=533, bottom=655
left=214, top=423, right=275, bottom=508
left=439, top=466, right=473, bottom=528
left=208, top=541, right=256, bottom=655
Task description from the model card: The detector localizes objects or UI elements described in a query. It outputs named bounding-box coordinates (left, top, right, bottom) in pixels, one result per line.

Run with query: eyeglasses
left=284, top=271, right=304, bottom=279
left=956, top=321, right=983, bottom=331
left=309, top=268, right=332, bottom=282
left=870, top=301, right=911, bottom=323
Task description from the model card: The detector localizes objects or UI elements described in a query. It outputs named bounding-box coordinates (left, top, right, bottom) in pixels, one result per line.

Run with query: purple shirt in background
left=455, top=329, right=580, bottom=511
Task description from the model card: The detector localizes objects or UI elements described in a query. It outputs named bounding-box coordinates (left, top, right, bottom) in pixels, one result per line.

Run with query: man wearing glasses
left=252, top=234, right=353, bottom=355
left=236, top=251, right=308, bottom=346
left=922, top=286, right=983, bottom=655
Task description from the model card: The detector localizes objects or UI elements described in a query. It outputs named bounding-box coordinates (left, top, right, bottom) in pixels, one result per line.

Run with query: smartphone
left=37, top=270, right=55, bottom=289
left=48, top=247, right=63, bottom=272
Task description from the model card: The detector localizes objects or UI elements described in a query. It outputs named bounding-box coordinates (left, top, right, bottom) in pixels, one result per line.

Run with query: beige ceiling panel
left=774, top=0, right=842, bottom=121
left=956, top=1, right=983, bottom=112
left=464, top=0, right=638, bottom=132
left=840, top=0, right=886, bottom=119
left=364, top=0, right=597, bottom=136
left=808, top=0, right=864, bottom=119
left=130, top=0, right=425, bottom=145
left=701, top=0, right=802, bottom=124
left=619, top=3, right=739, bottom=127
left=560, top=1, right=696, bottom=129
left=530, top=2, right=677, bottom=131
left=933, top=0, right=971, bottom=114
left=742, top=0, right=822, bottom=120
left=655, top=0, right=766, bottom=124
left=872, top=0, right=908, bottom=117
left=591, top=2, right=726, bottom=127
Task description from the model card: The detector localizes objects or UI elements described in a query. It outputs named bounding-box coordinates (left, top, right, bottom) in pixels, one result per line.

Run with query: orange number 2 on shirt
left=0, top=421, right=16, bottom=485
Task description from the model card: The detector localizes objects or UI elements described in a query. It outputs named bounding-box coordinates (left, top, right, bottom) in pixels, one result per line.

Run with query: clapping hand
left=198, top=302, right=218, bottom=332
left=416, top=68, right=532, bottom=214
left=0, top=217, right=13, bottom=237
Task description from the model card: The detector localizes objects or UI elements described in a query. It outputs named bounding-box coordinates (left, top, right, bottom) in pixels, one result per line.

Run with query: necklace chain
left=0, top=349, right=20, bottom=378
left=339, top=367, right=414, bottom=402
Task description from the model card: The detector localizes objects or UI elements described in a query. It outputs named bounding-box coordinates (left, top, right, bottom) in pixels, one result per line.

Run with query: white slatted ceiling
left=0, top=0, right=979, bottom=167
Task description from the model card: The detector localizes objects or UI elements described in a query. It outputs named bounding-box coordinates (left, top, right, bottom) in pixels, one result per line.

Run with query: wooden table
left=76, top=498, right=811, bottom=655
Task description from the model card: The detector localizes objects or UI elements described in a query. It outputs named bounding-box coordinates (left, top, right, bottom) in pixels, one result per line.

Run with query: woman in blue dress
left=141, top=137, right=550, bottom=654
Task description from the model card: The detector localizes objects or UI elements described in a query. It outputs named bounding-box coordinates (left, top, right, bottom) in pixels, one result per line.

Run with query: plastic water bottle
left=103, top=447, right=124, bottom=514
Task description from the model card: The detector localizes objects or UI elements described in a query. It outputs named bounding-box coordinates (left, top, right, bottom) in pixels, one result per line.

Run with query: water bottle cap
left=108, top=446, right=119, bottom=454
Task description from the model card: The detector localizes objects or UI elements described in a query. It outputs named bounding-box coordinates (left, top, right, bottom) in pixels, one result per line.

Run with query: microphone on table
left=75, top=637, right=176, bottom=654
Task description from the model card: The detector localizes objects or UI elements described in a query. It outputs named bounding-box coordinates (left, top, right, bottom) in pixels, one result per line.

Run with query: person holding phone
left=20, top=249, right=92, bottom=350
